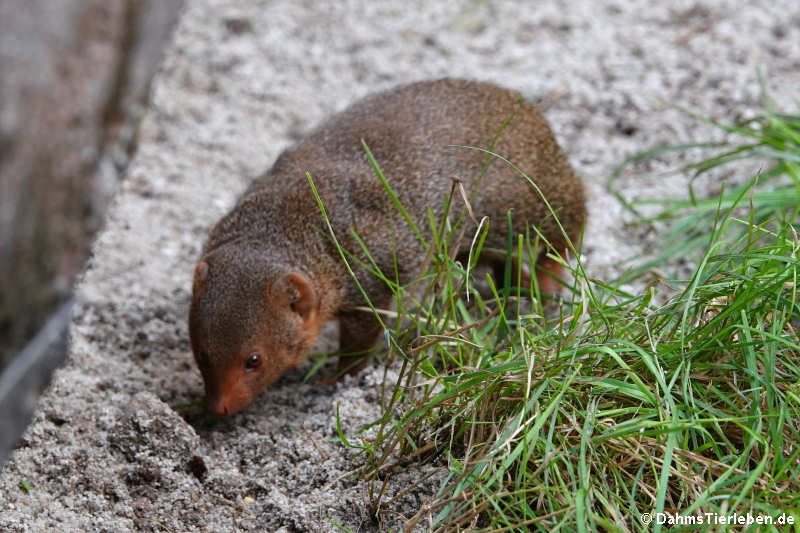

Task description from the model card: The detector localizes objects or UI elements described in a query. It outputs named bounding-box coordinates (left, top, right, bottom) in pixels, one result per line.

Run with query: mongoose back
left=189, top=79, right=585, bottom=416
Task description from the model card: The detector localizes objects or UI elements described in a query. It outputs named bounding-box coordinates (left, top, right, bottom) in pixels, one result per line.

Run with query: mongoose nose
left=209, top=398, right=230, bottom=417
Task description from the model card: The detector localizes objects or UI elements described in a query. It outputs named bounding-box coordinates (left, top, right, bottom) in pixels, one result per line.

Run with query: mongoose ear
left=194, top=261, right=209, bottom=289
left=285, top=272, right=315, bottom=322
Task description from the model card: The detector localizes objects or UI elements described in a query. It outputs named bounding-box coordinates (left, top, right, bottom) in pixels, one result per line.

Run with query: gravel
left=1, top=1, right=798, bottom=531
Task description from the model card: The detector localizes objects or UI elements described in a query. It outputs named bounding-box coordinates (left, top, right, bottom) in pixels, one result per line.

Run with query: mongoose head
left=188, top=244, right=322, bottom=416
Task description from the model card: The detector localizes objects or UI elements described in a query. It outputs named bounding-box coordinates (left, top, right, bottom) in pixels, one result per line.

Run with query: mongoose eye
left=245, top=353, right=261, bottom=371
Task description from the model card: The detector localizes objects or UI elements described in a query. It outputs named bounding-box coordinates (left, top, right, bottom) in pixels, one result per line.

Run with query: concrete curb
left=0, top=299, right=74, bottom=467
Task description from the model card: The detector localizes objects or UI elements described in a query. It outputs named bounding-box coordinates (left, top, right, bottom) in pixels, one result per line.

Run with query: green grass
left=609, top=87, right=800, bottom=285
left=316, top=100, right=800, bottom=532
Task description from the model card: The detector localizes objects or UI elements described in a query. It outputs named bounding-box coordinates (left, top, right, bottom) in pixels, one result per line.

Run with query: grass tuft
left=317, top=95, right=800, bottom=532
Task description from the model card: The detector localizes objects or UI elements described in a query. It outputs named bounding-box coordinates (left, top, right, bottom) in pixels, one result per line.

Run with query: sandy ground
left=2, top=1, right=799, bottom=531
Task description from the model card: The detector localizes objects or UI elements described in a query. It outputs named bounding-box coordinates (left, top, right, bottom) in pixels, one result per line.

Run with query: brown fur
left=189, top=79, right=586, bottom=416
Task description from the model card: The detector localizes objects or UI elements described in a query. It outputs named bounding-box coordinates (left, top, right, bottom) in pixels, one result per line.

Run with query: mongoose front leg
left=336, top=309, right=384, bottom=376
